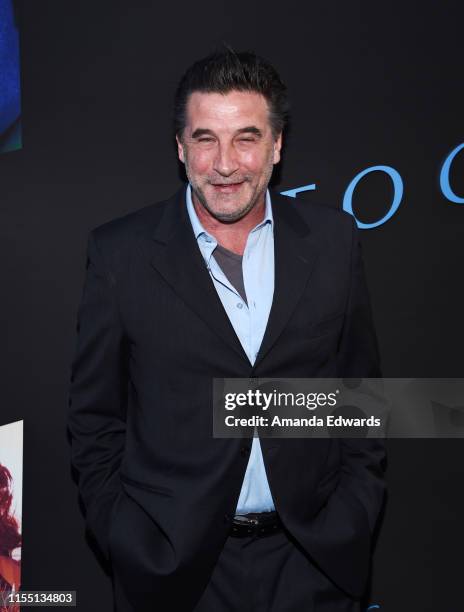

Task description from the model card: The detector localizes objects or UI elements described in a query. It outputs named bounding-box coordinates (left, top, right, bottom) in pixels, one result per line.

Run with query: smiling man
left=177, top=88, right=280, bottom=259
left=68, top=49, right=386, bottom=612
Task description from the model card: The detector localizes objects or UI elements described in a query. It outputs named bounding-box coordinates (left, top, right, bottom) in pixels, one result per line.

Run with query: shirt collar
left=185, top=183, right=274, bottom=242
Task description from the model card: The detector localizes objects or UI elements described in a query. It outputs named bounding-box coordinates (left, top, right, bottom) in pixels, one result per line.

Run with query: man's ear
left=273, top=133, right=283, bottom=165
left=176, top=135, right=185, bottom=164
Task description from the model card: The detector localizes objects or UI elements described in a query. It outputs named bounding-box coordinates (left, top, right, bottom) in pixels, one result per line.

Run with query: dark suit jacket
left=68, top=185, right=386, bottom=611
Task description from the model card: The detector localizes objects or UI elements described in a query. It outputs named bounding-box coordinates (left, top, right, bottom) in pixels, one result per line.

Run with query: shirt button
left=205, top=236, right=212, bottom=243
left=237, top=303, right=243, bottom=309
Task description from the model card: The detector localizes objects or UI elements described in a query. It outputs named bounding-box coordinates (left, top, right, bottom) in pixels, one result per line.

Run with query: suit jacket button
left=224, top=514, right=231, bottom=524
left=241, top=446, right=250, bottom=457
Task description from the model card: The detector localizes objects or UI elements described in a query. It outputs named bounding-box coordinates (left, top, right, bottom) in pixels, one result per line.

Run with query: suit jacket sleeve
left=306, top=217, right=386, bottom=598
left=68, top=230, right=128, bottom=561
left=335, top=216, right=386, bottom=534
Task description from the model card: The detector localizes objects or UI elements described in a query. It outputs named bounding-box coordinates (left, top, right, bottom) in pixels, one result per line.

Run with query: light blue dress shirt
left=185, top=184, right=276, bottom=514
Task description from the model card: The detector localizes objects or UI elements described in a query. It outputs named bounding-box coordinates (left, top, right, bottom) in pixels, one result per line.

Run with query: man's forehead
left=185, top=90, right=270, bottom=127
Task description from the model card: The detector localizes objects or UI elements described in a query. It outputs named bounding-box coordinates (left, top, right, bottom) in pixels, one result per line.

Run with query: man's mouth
left=210, top=181, right=244, bottom=193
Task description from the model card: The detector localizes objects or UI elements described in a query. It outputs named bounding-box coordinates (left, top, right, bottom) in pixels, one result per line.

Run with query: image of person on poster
left=0, top=464, right=20, bottom=612
left=0, top=0, right=21, bottom=154
left=68, top=49, right=386, bottom=612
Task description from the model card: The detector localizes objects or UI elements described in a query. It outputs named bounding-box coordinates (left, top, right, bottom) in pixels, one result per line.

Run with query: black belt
left=230, top=512, right=282, bottom=538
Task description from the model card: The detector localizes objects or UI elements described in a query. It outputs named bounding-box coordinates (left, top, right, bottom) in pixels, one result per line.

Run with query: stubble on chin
left=194, top=185, right=259, bottom=223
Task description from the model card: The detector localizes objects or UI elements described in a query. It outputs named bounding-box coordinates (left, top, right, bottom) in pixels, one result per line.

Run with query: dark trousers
left=193, top=529, right=361, bottom=612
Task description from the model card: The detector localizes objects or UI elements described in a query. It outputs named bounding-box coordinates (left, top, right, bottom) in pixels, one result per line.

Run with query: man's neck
left=192, top=193, right=266, bottom=256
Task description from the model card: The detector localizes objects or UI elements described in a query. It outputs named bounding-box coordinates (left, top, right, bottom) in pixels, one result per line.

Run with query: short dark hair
left=174, top=49, right=289, bottom=140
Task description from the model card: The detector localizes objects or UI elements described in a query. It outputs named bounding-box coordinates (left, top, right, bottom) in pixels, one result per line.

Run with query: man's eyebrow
left=190, top=126, right=263, bottom=139
left=236, top=127, right=262, bottom=137
left=191, top=128, right=215, bottom=139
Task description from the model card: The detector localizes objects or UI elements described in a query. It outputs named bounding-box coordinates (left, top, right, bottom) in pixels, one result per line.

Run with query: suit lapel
left=141, top=187, right=250, bottom=364
left=140, top=186, right=317, bottom=369
left=253, top=192, right=318, bottom=369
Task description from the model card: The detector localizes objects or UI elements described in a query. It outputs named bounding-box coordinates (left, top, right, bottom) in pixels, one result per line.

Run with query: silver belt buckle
left=233, top=514, right=259, bottom=526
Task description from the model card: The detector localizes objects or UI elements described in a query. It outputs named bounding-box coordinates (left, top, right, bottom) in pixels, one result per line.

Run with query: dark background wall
left=1, top=1, right=464, bottom=609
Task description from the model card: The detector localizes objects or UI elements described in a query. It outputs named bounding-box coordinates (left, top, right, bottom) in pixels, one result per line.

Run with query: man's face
left=176, top=90, right=282, bottom=222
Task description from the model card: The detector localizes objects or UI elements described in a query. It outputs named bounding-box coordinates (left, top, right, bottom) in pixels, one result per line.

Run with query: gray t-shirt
left=213, top=244, right=248, bottom=306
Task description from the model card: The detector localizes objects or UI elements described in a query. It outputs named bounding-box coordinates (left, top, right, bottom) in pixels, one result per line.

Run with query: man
left=68, top=50, right=386, bottom=611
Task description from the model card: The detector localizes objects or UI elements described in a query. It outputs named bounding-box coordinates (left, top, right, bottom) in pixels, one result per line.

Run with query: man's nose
left=212, top=143, right=239, bottom=177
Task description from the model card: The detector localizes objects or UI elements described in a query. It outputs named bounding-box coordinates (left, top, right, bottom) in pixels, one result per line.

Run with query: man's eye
left=198, top=138, right=214, bottom=143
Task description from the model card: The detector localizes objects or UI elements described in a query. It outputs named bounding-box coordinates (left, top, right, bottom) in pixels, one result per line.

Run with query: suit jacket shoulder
left=270, top=189, right=356, bottom=250
left=91, top=191, right=178, bottom=249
